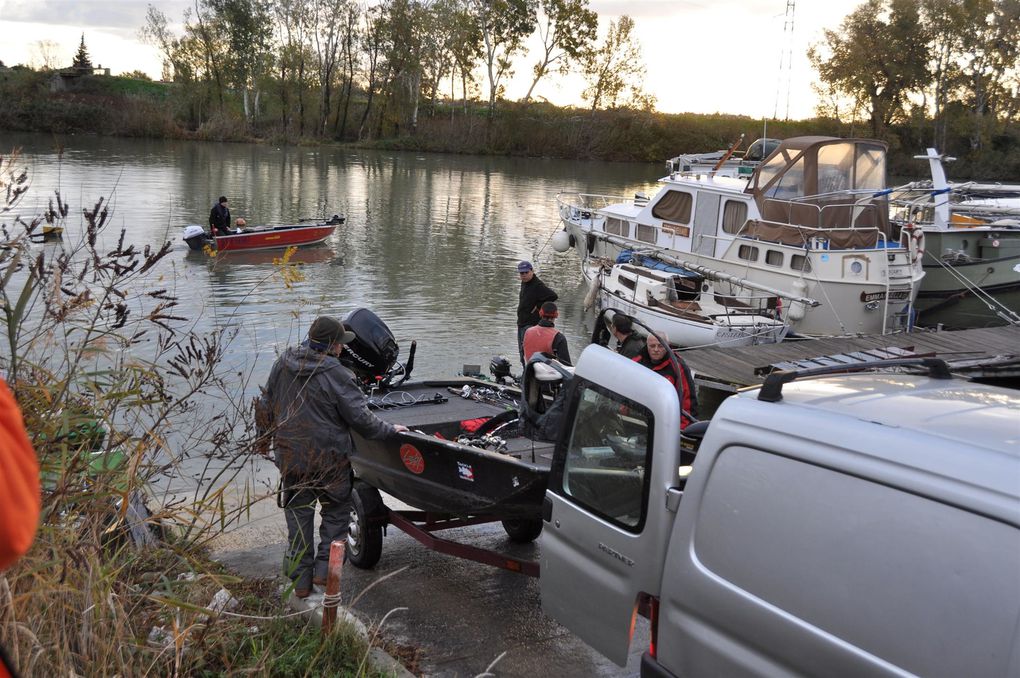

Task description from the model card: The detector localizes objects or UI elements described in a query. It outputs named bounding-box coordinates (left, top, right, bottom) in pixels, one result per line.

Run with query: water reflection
left=3, top=131, right=660, bottom=388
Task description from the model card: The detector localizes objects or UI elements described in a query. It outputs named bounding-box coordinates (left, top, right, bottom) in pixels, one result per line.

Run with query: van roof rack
left=757, top=357, right=953, bottom=402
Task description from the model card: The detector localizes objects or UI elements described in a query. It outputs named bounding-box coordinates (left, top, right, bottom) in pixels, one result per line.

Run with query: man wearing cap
left=516, top=260, right=558, bottom=365
left=610, top=313, right=644, bottom=359
left=523, top=302, right=571, bottom=365
left=209, top=196, right=234, bottom=236
left=258, top=315, right=408, bottom=598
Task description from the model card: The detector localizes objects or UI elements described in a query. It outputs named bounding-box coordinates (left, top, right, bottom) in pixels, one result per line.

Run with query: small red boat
left=183, top=215, right=343, bottom=252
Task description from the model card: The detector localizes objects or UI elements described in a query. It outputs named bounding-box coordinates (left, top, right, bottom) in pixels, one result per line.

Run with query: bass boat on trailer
left=182, top=214, right=343, bottom=252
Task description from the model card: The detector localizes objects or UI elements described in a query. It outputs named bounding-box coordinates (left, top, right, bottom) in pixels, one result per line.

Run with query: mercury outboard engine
left=183, top=224, right=212, bottom=251
left=341, top=308, right=414, bottom=388
left=489, top=355, right=516, bottom=386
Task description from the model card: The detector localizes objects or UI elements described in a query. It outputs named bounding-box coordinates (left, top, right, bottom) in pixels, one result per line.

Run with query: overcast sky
left=0, top=0, right=863, bottom=119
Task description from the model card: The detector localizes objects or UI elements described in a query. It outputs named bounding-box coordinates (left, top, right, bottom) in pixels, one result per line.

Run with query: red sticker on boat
left=400, top=444, right=425, bottom=474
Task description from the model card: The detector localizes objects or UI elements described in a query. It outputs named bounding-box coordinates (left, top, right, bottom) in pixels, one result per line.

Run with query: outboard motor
left=489, top=355, right=515, bottom=385
left=183, top=224, right=211, bottom=251
left=341, top=308, right=401, bottom=385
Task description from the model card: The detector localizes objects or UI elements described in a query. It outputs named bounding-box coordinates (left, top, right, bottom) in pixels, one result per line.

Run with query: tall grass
left=0, top=151, right=397, bottom=677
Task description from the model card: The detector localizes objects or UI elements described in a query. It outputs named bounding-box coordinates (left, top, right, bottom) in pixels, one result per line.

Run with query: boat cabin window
left=738, top=244, right=759, bottom=261
left=651, top=190, right=693, bottom=224
left=766, top=157, right=805, bottom=200
left=619, top=275, right=637, bottom=292
left=605, top=217, right=629, bottom=237
left=765, top=250, right=784, bottom=267
left=561, top=384, right=654, bottom=532
left=636, top=223, right=657, bottom=243
left=791, top=253, right=811, bottom=272
left=721, top=200, right=748, bottom=234
left=818, top=143, right=853, bottom=194
left=856, top=145, right=885, bottom=190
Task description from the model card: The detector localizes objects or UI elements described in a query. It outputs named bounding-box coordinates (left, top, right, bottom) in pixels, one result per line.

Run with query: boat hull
left=214, top=223, right=335, bottom=251
left=349, top=379, right=553, bottom=519
left=913, top=229, right=1020, bottom=328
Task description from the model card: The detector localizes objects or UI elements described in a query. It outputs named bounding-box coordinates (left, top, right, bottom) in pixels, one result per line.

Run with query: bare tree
left=30, top=40, right=63, bottom=71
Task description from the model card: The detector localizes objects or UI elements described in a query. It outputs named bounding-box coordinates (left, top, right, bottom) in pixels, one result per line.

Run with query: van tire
left=348, top=482, right=385, bottom=568
left=501, top=518, right=543, bottom=543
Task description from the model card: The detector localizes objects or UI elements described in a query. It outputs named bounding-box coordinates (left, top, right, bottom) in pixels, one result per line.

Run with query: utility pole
left=773, top=0, right=796, bottom=121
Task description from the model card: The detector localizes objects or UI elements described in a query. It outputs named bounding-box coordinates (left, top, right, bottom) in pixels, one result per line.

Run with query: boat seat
left=532, top=361, right=575, bottom=382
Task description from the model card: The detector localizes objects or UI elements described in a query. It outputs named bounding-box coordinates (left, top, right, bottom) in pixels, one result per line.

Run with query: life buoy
left=902, top=224, right=925, bottom=265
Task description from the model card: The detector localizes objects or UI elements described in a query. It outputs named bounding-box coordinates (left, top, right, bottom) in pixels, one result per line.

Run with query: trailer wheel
left=501, top=518, right=543, bottom=543
left=348, top=482, right=384, bottom=568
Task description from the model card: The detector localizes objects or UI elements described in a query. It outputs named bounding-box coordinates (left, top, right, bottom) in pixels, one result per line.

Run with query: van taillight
left=648, top=596, right=660, bottom=659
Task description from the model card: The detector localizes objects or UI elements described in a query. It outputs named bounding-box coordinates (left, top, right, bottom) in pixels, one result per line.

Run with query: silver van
left=540, top=346, right=1020, bottom=677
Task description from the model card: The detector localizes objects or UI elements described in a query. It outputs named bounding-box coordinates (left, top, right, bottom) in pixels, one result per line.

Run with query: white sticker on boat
left=457, top=462, right=475, bottom=482
left=1013, top=263, right=1020, bottom=273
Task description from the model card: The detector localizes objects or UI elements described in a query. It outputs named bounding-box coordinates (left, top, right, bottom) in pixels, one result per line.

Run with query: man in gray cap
left=258, top=315, right=407, bottom=598
left=516, top=260, right=557, bottom=365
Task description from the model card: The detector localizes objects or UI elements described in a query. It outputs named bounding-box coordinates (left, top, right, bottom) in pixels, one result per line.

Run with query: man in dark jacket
left=611, top=313, right=644, bottom=359
left=523, top=302, right=571, bottom=365
left=516, top=260, right=557, bottom=365
left=209, top=196, right=233, bottom=236
left=259, top=315, right=407, bottom=598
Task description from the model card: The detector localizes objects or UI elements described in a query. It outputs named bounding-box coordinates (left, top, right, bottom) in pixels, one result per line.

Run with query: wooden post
left=321, top=539, right=346, bottom=635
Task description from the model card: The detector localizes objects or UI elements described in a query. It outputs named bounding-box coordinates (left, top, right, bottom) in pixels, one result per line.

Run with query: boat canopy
left=749, top=137, right=890, bottom=236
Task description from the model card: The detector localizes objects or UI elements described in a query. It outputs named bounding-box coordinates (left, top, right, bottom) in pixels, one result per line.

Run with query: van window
left=560, top=385, right=654, bottom=532
left=651, top=191, right=693, bottom=224
left=692, top=446, right=1020, bottom=677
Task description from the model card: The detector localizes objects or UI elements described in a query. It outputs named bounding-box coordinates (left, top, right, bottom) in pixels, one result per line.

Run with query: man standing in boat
left=610, top=314, right=644, bottom=359
left=523, top=302, right=571, bottom=365
left=257, top=316, right=408, bottom=599
left=516, top=260, right=558, bottom=365
left=209, top=196, right=234, bottom=236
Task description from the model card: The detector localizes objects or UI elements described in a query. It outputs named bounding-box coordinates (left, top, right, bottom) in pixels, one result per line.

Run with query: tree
left=470, top=0, right=537, bottom=116
left=522, top=0, right=596, bottom=103
left=808, top=0, right=931, bottom=138
left=29, top=40, right=62, bottom=71
left=581, top=15, right=650, bottom=112
left=208, top=0, right=275, bottom=123
left=72, top=34, right=93, bottom=71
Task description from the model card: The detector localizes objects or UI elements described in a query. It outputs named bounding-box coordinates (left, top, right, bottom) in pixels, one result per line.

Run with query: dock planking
left=679, top=325, right=1020, bottom=390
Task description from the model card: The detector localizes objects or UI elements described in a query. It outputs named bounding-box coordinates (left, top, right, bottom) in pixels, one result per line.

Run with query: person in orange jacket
left=0, top=377, right=40, bottom=678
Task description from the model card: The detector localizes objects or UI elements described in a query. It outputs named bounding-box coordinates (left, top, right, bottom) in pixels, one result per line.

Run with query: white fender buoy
left=583, top=271, right=601, bottom=311
left=551, top=229, right=571, bottom=253
left=787, top=279, right=809, bottom=322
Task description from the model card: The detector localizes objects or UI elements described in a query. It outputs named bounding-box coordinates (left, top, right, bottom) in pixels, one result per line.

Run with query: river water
left=2, top=131, right=659, bottom=385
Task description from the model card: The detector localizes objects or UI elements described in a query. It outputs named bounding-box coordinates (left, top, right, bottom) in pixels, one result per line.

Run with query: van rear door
left=540, top=346, right=684, bottom=665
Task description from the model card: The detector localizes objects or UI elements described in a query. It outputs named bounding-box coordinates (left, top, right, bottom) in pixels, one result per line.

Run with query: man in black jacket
left=209, top=196, right=233, bottom=236
left=258, top=316, right=407, bottom=598
left=516, top=260, right=557, bottom=365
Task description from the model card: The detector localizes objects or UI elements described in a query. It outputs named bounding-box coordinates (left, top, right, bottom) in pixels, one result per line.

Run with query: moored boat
left=581, top=253, right=789, bottom=348
left=182, top=214, right=343, bottom=252
left=557, top=136, right=925, bottom=337
left=889, top=149, right=1020, bottom=328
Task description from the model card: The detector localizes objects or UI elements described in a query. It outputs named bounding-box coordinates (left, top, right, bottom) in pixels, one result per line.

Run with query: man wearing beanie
left=209, top=196, right=233, bottom=236
left=515, top=260, right=557, bottom=365
left=522, top=301, right=571, bottom=365
left=257, top=315, right=407, bottom=598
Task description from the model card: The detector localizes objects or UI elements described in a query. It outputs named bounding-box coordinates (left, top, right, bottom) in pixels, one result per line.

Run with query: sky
left=0, top=0, right=864, bottom=120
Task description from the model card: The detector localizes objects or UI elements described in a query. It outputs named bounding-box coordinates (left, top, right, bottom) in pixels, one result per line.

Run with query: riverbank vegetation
left=0, top=153, right=404, bottom=675
left=0, top=0, right=1018, bottom=179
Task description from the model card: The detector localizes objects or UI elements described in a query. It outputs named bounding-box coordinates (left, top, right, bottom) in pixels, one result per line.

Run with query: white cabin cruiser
left=557, top=137, right=925, bottom=336
left=581, top=253, right=790, bottom=349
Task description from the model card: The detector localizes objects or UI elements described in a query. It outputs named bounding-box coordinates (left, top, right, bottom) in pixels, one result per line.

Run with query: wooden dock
left=680, top=325, right=1020, bottom=392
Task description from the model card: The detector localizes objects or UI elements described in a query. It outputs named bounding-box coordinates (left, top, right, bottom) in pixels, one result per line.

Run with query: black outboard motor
left=341, top=308, right=399, bottom=384
left=182, top=224, right=212, bottom=251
